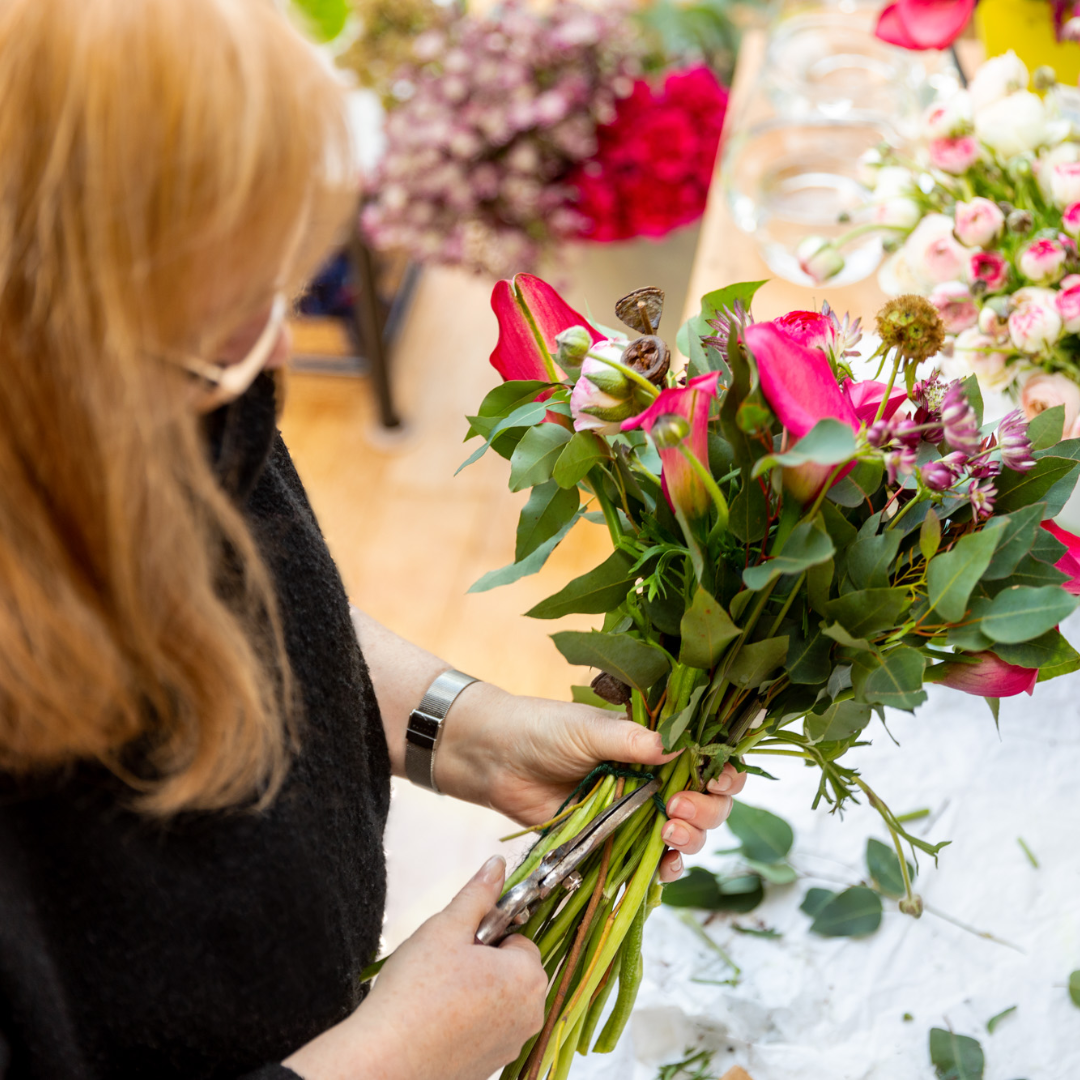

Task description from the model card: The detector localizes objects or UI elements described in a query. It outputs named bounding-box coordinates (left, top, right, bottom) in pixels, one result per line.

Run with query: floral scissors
left=475, top=777, right=661, bottom=946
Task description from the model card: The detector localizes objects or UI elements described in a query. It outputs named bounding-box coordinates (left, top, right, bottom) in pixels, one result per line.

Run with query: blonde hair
left=0, top=0, right=355, bottom=814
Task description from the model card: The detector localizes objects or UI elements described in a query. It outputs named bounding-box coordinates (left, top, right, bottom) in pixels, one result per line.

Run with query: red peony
left=567, top=65, right=728, bottom=243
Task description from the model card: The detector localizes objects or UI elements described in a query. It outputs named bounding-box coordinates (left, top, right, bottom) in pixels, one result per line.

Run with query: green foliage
left=725, top=801, right=794, bottom=863
left=985, top=1006, right=1016, bottom=1034
left=866, top=838, right=915, bottom=898
left=509, top=424, right=574, bottom=491
left=752, top=418, right=857, bottom=476
left=661, top=867, right=765, bottom=912
left=967, top=585, right=1080, bottom=643
left=929, top=1028, right=985, bottom=1080
left=804, top=886, right=883, bottom=937
left=726, top=635, right=789, bottom=689
left=1028, top=404, right=1065, bottom=450
left=1069, top=969, right=1080, bottom=1008
left=742, top=520, right=835, bottom=590
left=863, top=647, right=927, bottom=712
left=659, top=685, right=707, bottom=751
left=468, top=509, right=584, bottom=593
left=527, top=550, right=637, bottom=618
left=994, top=454, right=1080, bottom=514
left=677, top=281, right=766, bottom=378
left=551, top=630, right=670, bottom=692
left=824, top=587, right=910, bottom=639
left=678, top=589, right=740, bottom=668
left=927, top=524, right=1003, bottom=622
left=805, top=700, right=872, bottom=744
left=516, top=481, right=580, bottom=561
left=553, top=432, right=609, bottom=488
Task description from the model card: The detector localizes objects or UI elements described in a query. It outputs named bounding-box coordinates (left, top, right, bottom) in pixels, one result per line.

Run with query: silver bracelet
left=404, top=669, right=478, bottom=794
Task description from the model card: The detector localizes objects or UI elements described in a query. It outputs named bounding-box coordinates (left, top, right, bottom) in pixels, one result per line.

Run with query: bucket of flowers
left=460, top=271, right=1080, bottom=1079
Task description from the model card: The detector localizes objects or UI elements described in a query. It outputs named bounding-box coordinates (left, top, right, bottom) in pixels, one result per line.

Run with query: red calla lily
left=937, top=652, right=1038, bottom=697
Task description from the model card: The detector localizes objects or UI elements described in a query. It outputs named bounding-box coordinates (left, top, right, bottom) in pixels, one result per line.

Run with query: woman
left=0, top=1, right=744, bottom=1078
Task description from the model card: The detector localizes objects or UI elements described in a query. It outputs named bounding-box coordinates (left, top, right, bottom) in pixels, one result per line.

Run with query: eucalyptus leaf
left=862, top=646, right=927, bottom=712
left=968, top=586, right=1080, bottom=643
left=678, top=281, right=765, bottom=377
left=553, top=431, right=609, bottom=488
left=866, top=838, right=915, bottom=899
left=846, top=530, right=903, bottom=590
left=805, top=700, right=872, bottom=744
left=508, top=423, right=573, bottom=491
left=752, top=419, right=857, bottom=475
left=827, top=458, right=885, bottom=507
left=920, top=508, right=942, bottom=563
left=679, top=589, right=741, bottom=669
left=551, top=630, right=671, bottom=692
left=820, top=501, right=859, bottom=551
left=823, top=588, right=910, bottom=639
left=1031, top=525, right=1068, bottom=566
left=1027, top=404, right=1064, bottom=450
left=527, top=549, right=636, bottom=619
left=994, top=454, right=1080, bottom=514
left=985, top=1006, right=1016, bottom=1034
left=929, top=1028, right=985, bottom=1080
left=725, top=801, right=794, bottom=863
left=786, top=624, right=833, bottom=685
left=992, top=628, right=1079, bottom=670
left=743, top=521, right=835, bottom=590
left=983, top=504, right=1046, bottom=580
left=963, top=373, right=984, bottom=427
left=808, top=886, right=882, bottom=937
left=1069, top=969, right=1080, bottom=1007
left=726, top=635, right=789, bottom=689
left=991, top=553, right=1070, bottom=591
left=515, top=481, right=580, bottom=561
left=660, top=866, right=721, bottom=908
left=800, top=887, right=835, bottom=918
left=743, top=858, right=798, bottom=884
left=729, top=478, right=767, bottom=544
left=467, top=380, right=554, bottom=432
left=927, top=524, right=1003, bottom=622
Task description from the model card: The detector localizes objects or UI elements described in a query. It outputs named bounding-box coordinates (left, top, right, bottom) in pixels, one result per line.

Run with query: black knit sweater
left=0, top=375, right=392, bottom=1079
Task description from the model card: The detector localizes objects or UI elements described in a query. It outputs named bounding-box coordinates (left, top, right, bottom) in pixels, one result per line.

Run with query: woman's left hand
left=436, top=684, right=747, bottom=883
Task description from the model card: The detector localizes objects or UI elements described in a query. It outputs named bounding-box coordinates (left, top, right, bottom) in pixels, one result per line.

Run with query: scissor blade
left=540, top=777, right=660, bottom=889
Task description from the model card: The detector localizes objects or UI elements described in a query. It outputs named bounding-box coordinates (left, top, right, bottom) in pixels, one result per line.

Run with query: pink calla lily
left=622, top=372, right=722, bottom=519
left=743, top=322, right=861, bottom=502
left=937, top=652, right=1038, bottom=697
left=874, top=0, right=975, bottom=50
left=1041, top=520, right=1080, bottom=595
left=490, top=274, right=604, bottom=383
left=843, top=379, right=908, bottom=424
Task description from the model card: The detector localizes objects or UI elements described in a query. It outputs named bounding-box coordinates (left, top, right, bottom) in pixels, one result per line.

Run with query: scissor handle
left=475, top=879, right=539, bottom=946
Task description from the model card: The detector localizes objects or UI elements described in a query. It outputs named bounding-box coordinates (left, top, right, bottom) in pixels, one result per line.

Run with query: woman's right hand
left=283, top=855, right=547, bottom=1080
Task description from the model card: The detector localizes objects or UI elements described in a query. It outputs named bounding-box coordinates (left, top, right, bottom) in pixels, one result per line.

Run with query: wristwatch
left=404, top=669, right=477, bottom=794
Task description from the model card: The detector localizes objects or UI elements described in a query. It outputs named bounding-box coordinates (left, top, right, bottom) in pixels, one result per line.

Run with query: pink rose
left=929, top=135, right=979, bottom=174
left=969, top=250, right=1009, bottom=291
left=1057, top=280, right=1080, bottom=333
left=1063, top=202, right=1080, bottom=238
left=1021, top=372, right=1080, bottom=432
left=1051, top=162, right=1080, bottom=207
left=1019, top=238, right=1067, bottom=285
left=928, top=280, right=979, bottom=333
left=953, top=197, right=1005, bottom=248
left=1009, top=293, right=1064, bottom=353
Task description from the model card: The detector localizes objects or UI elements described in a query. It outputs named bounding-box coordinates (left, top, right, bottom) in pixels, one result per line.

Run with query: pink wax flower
left=1063, top=202, right=1080, bottom=238
left=953, top=197, right=1005, bottom=248
left=1041, top=520, right=1080, bottom=595
left=489, top=273, right=603, bottom=383
left=743, top=322, right=860, bottom=502
left=937, top=652, right=1038, bottom=697
left=928, top=280, right=979, bottom=333
left=621, top=372, right=722, bottom=519
left=874, top=0, right=976, bottom=49
left=969, top=250, right=1009, bottom=291
left=1018, top=238, right=1067, bottom=285
left=929, top=135, right=979, bottom=174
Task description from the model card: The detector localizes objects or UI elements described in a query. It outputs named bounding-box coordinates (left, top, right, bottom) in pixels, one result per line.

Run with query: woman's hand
left=436, top=683, right=747, bottom=883
left=284, top=855, right=545, bottom=1080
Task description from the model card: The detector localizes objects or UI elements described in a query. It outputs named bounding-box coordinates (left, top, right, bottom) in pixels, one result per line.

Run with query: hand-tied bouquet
left=798, top=52, right=1080, bottom=429
left=462, top=272, right=1080, bottom=1079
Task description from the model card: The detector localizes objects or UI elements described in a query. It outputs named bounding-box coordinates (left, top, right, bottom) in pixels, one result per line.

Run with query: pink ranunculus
left=842, top=379, right=908, bottom=423
left=796, top=236, right=844, bottom=284
left=874, top=0, right=976, bottom=49
left=902, top=214, right=972, bottom=289
left=929, top=135, right=979, bottom=174
left=953, top=327, right=1015, bottom=390
left=1041, top=520, right=1080, bottom=594
left=1019, top=238, right=1067, bottom=285
left=1009, top=289, right=1064, bottom=352
left=490, top=273, right=604, bottom=382
left=771, top=310, right=835, bottom=353
left=928, top=280, right=979, bottom=333
left=1021, top=372, right=1080, bottom=433
left=1064, top=202, right=1080, bottom=238
left=969, top=250, right=1009, bottom=291
left=953, top=197, right=1005, bottom=248
left=937, top=652, right=1038, bottom=696
left=743, top=322, right=860, bottom=502
left=1051, top=162, right=1080, bottom=207
left=1057, top=280, right=1080, bottom=333
left=621, top=372, right=721, bottom=519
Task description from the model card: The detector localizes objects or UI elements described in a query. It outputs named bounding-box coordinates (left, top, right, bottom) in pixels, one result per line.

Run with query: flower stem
left=873, top=352, right=903, bottom=426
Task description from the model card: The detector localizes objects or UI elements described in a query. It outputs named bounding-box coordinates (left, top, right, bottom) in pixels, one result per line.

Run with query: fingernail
left=667, top=797, right=693, bottom=822
left=707, top=775, right=733, bottom=794
left=670, top=855, right=683, bottom=877
left=476, top=855, right=505, bottom=885
left=662, top=822, right=689, bottom=846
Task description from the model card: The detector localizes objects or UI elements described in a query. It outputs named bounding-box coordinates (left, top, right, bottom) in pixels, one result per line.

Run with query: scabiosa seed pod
left=997, top=409, right=1037, bottom=472
left=875, top=295, right=946, bottom=364
left=941, top=383, right=982, bottom=453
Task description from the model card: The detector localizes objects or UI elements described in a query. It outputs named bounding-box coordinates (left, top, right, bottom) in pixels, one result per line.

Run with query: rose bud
left=797, top=236, right=845, bottom=284
left=1009, top=289, right=1064, bottom=352
left=1019, top=238, right=1067, bottom=284
left=996, top=409, right=1036, bottom=472
left=941, top=382, right=982, bottom=453
left=929, top=135, right=979, bottom=175
left=969, top=250, right=1009, bottom=291
left=928, top=280, right=979, bottom=333
left=1021, top=371, right=1080, bottom=433
left=953, top=197, right=1005, bottom=248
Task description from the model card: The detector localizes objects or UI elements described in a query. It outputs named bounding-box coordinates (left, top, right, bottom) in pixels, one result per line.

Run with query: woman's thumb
left=444, top=855, right=506, bottom=934
left=583, top=715, right=677, bottom=767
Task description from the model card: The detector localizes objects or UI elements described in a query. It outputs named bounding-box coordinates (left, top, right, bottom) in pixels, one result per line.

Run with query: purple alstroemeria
left=969, top=478, right=997, bottom=519
left=940, top=382, right=982, bottom=454
left=622, top=372, right=722, bottom=519
left=743, top=322, right=861, bottom=502
left=996, top=409, right=1037, bottom=472
left=937, top=652, right=1037, bottom=697
left=921, top=453, right=965, bottom=492
left=489, top=273, right=604, bottom=383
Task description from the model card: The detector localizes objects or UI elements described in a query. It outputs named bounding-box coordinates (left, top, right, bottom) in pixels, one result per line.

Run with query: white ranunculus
left=1036, top=141, right=1080, bottom=200
left=953, top=327, right=1015, bottom=391
left=975, top=91, right=1051, bottom=158
left=872, top=166, right=916, bottom=199
left=969, top=50, right=1029, bottom=112
left=872, top=196, right=922, bottom=229
left=922, top=91, right=973, bottom=140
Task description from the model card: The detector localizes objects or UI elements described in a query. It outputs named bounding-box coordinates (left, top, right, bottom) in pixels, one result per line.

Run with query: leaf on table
left=725, top=800, right=794, bottom=863
left=468, top=508, right=585, bottom=593
left=866, top=838, right=915, bottom=899
left=726, top=635, right=789, bottom=689
left=807, top=886, right=883, bottom=937
left=742, top=858, right=798, bottom=884
left=550, top=630, right=671, bottom=693
left=926, top=523, right=1003, bottom=623
left=508, top=423, right=574, bottom=491
left=929, top=1027, right=985, bottom=1080
left=552, top=430, right=609, bottom=488
left=799, top=887, right=836, bottom=918
left=527, top=549, right=637, bottom=619
left=1069, top=969, right=1080, bottom=1008
left=660, top=866, right=721, bottom=908
left=515, top=481, right=580, bottom=561
left=862, top=646, right=928, bottom=712
left=985, top=1006, right=1016, bottom=1034
left=743, top=520, right=835, bottom=590
left=679, top=588, right=741, bottom=669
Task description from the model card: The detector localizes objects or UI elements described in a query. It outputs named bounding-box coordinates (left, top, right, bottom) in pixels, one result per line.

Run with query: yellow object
left=975, top=0, right=1080, bottom=85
